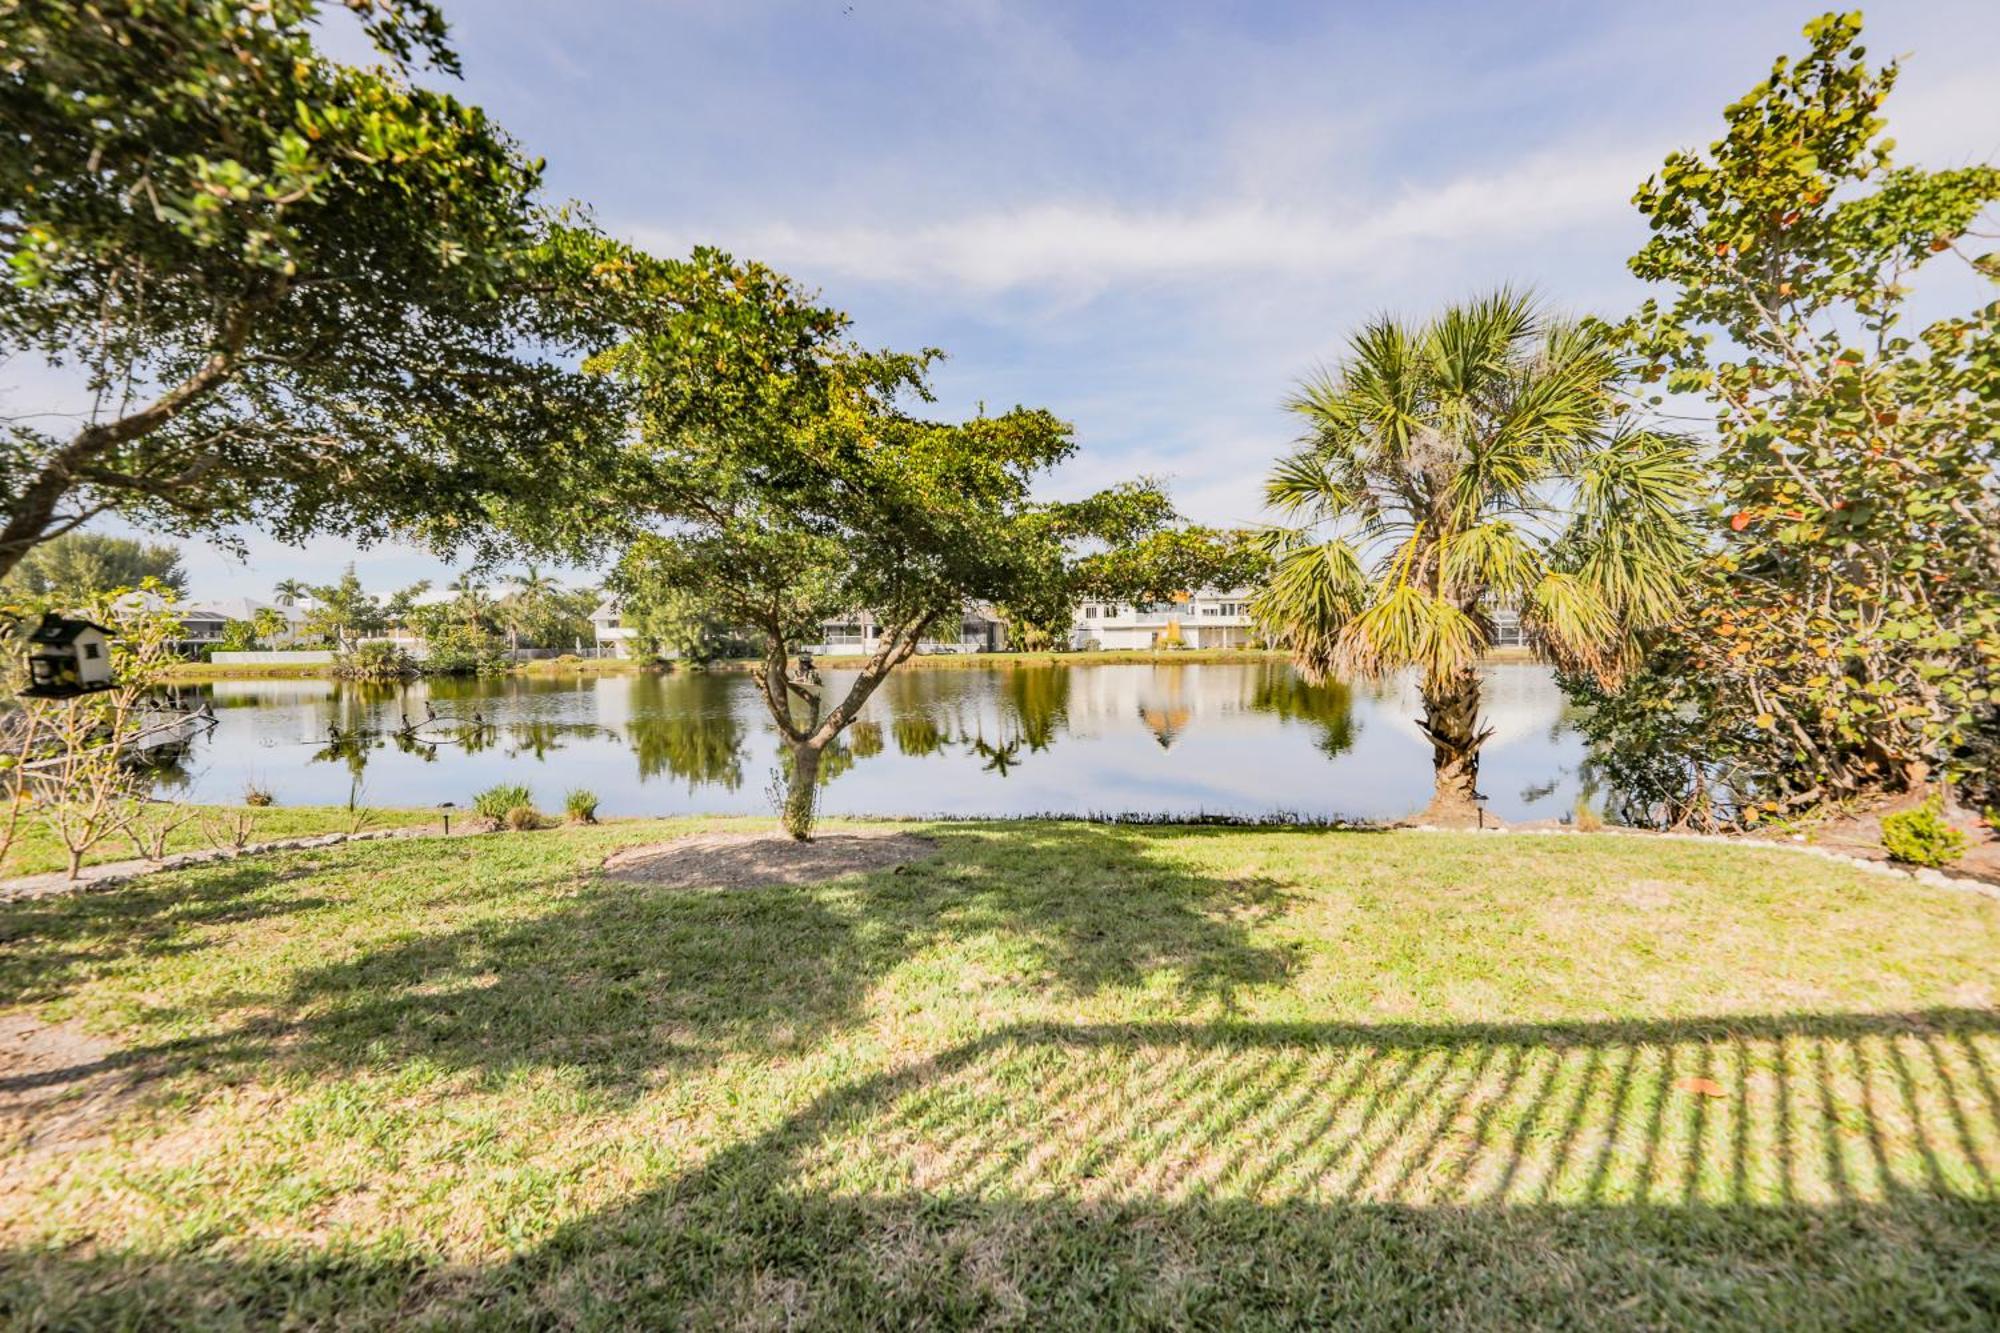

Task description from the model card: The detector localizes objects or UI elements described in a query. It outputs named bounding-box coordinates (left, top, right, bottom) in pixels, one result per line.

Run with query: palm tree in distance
left=1253, top=290, right=1700, bottom=825
left=446, top=573, right=490, bottom=630
left=272, top=577, right=305, bottom=607
left=503, top=564, right=559, bottom=654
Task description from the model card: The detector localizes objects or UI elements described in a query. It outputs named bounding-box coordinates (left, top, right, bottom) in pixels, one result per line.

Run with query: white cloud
left=624, top=147, right=1656, bottom=296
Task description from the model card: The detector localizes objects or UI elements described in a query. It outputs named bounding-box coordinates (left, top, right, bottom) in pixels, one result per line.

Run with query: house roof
left=29, top=615, right=116, bottom=646
left=184, top=595, right=300, bottom=623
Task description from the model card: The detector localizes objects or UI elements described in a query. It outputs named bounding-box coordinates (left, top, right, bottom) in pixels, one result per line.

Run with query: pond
left=157, top=662, right=1591, bottom=824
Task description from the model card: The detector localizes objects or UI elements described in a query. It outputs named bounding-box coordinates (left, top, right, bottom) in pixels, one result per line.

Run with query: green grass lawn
left=0, top=804, right=436, bottom=880
left=1, top=819, right=1996, bottom=1328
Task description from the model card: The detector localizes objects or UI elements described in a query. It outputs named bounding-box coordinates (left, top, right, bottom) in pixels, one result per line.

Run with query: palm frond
left=1265, top=449, right=1359, bottom=520
left=1335, top=582, right=1482, bottom=682
left=1250, top=535, right=1367, bottom=683
left=1523, top=570, right=1620, bottom=678
left=1438, top=521, right=1543, bottom=603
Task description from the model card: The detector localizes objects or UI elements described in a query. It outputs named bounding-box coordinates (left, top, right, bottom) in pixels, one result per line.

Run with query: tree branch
left=0, top=284, right=281, bottom=579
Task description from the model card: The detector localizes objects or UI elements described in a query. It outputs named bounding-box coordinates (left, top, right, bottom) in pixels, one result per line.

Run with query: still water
left=160, top=663, right=1588, bottom=824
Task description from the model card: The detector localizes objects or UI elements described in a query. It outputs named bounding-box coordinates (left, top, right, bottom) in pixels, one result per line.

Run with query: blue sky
left=64, top=1, right=2000, bottom=598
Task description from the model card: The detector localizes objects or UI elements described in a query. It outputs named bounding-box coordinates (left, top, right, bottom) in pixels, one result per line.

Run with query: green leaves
left=1, top=0, right=627, bottom=581
left=1582, top=11, right=2000, bottom=821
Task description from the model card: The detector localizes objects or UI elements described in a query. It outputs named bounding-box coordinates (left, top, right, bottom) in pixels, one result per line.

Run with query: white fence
left=209, top=650, right=337, bottom=665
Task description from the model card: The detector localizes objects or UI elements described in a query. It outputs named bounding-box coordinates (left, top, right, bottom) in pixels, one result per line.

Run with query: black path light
left=1473, top=788, right=1490, bottom=830
left=439, top=800, right=457, bottom=836
left=20, top=614, right=118, bottom=699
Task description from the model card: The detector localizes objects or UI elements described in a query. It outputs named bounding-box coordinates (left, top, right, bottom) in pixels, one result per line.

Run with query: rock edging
left=0, top=825, right=467, bottom=903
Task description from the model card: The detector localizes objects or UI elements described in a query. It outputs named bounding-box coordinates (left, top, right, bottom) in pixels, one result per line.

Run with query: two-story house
left=1069, top=590, right=1528, bottom=653
left=1070, top=587, right=1258, bottom=651
left=591, top=596, right=641, bottom=658
left=805, top=606, right=1004, bottom=656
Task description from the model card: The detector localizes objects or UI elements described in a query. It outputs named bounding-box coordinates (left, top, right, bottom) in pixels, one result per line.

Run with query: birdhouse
left=21, top=614, right=117, bottom=699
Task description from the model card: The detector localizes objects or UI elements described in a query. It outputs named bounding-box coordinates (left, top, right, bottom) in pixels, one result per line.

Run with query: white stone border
left=0, top=825, right=481, bottom=903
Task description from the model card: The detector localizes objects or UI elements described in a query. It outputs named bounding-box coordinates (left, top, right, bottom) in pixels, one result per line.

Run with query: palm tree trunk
left=1416, top=667, right=1491, bottom=826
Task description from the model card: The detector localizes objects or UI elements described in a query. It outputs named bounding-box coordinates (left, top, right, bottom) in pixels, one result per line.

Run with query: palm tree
left=446, top=573, right=490, bottom=630
left=502, top=564, right=559, bottom=654
left=272, top=578, right=305, bottom=607
left=1254, top=291, right=1699, bottom=824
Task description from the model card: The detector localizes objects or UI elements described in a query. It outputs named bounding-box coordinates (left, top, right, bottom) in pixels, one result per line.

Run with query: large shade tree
left=503, top=244, right=1181, bottom=837
left=0, top=0, right=625, bottom=582
left=1254, top=292, right=1700, bottom=824
left=0, top=532, right=185, bottom=601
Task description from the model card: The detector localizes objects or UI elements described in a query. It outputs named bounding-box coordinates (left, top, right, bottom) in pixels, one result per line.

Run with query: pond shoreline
left=159, top=646, right=1540, bottom=685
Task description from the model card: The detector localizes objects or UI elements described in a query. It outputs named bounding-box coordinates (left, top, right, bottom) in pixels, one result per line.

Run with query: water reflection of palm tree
left=1248, top=668, right=1358, bottom=759
left=505, top=720, right=567, bottom=761
left=1002, top=667, right=1069, bottom=752
left=969, top=732, right=1024, bottom=776
left=456, top=722, right=499, bottom=755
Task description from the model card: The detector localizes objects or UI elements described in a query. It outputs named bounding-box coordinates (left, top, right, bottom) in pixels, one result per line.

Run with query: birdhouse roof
left=29, top=615, right=116, bottom=646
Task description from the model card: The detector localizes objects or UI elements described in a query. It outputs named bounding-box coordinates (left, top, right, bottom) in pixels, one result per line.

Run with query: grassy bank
left=0, top=804, right=435, bottom=880
left=2, top=818, right=1995, bottom=1327
left=154, top=660, right=332, bottom=683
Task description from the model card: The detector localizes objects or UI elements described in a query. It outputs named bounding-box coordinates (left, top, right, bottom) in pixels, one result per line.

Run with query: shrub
left=336, top=641, right=414, bottom=681
left=243, top=784, right=275, bottom=808
left=1880, top=798, right=1968, bottom=869
left=422, top=624, right=511, bottom=676
left=503, top=804, right=544, bottom=831
left=473, top=783, right=532, bottom=823
left=564, top=788, right=599, bottom=824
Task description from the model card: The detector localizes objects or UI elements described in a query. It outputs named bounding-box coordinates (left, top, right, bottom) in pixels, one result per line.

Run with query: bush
left=1880, top=798, right=1968, bottom=869
left=336, top=641, right=414, bottom=681
left=472, top=783, right=532, bottom=823
left=564, top=788, right=599, bottom=824
left=243, top=784, right=275, bottom=808
left=503, top=804, right=545, bottom=831
left=422, top=624, right=511, bottom=676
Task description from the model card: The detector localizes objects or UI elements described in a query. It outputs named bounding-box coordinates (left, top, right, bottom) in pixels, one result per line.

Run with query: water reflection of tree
left=1248, top=669, right=1358, bottom=759
left=625, top=674, right=746, bottom=790
left=503, top=721, right=613, bottom=761
left=893, top=715, right=951, bottom=757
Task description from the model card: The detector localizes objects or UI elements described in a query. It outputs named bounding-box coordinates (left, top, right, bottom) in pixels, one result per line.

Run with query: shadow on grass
left=0, top=863, right=329, bottom=1008
left=4, top=824, right=1299, bottom=1097
left=6, top=1009, right=1998, bottom=1329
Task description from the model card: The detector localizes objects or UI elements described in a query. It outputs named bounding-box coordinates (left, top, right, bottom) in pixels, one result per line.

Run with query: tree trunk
left=1416, top=668, right=1491, bottom=826
left=782, top=739, right=823, bottom=841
